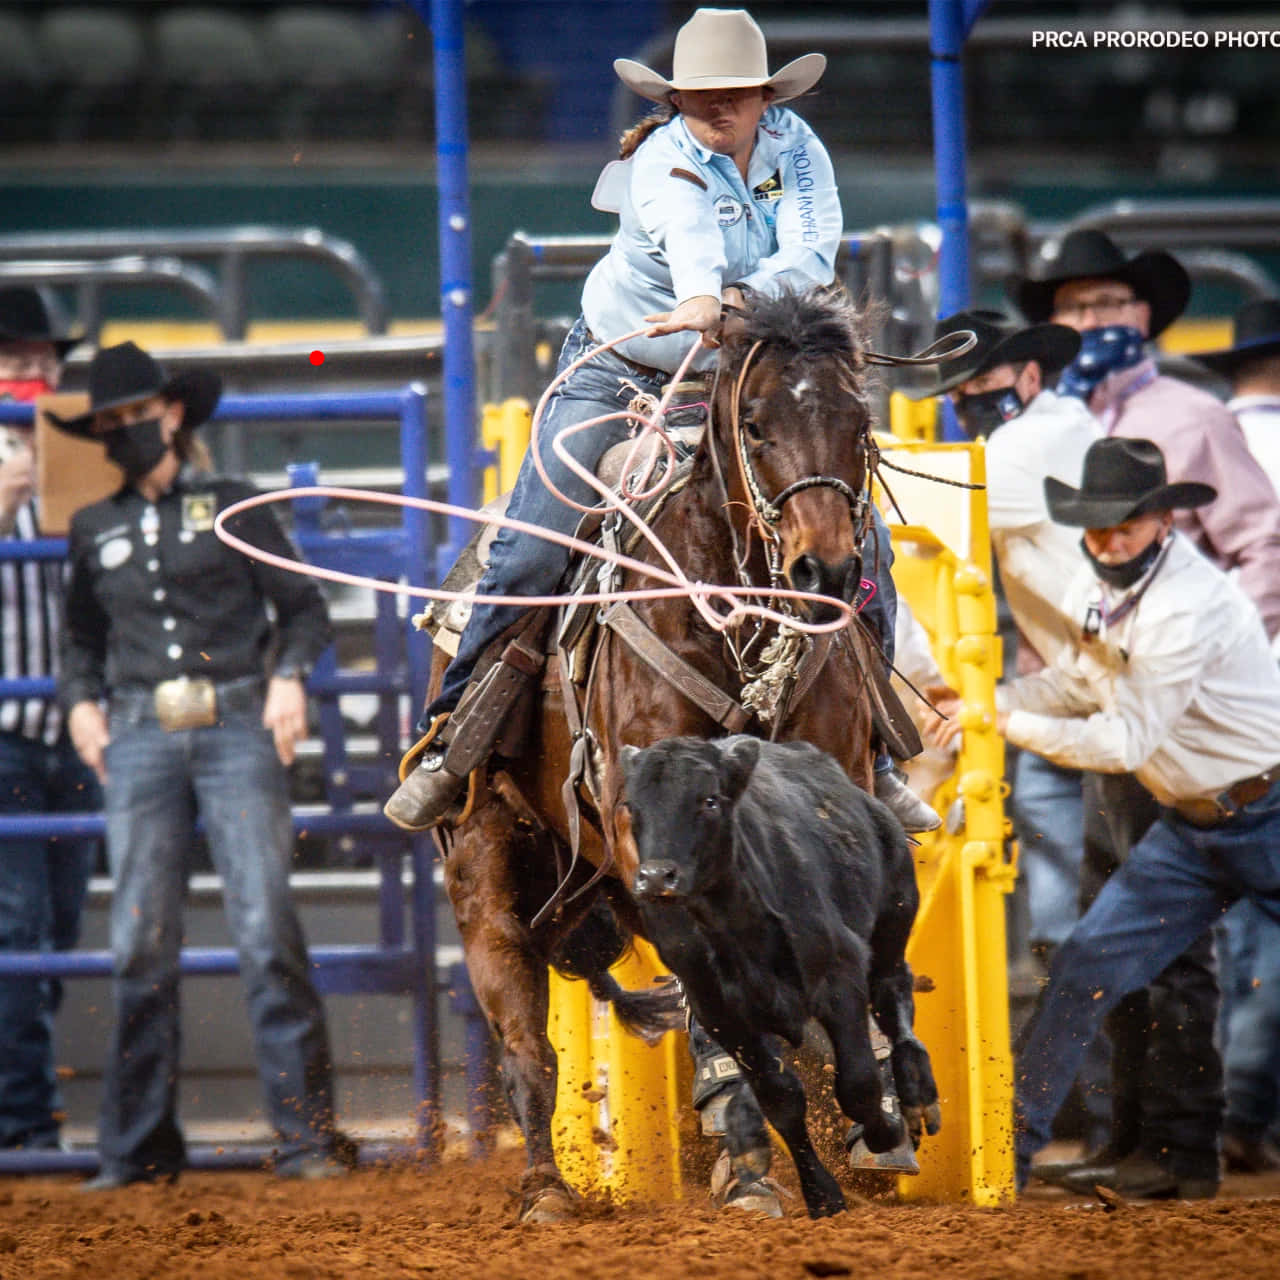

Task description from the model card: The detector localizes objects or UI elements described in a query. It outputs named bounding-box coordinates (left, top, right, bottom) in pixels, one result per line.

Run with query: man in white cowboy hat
left=50, top=341, right=354, bottom=1188
left=912, top=310, right=1103, bottom=973
left=386, top=7, right=931, bottom=837
left=0, top=287, right=103, bottom=1156
left=930, top=435, right=1280, bottom=1198
left=1010, top=229, right=1280, bottom=1193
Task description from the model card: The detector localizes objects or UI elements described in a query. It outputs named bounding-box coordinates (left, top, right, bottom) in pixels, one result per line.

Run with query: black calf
left=620, top=735, right=940, bottom=1217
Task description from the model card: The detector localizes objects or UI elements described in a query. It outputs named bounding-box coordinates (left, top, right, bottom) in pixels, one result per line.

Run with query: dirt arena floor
left=5, top=1145, right=1280, bottom=1280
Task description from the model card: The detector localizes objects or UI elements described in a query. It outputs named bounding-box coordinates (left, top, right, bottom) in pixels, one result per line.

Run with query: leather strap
left=442, top=634, right=545, bottom=778
left=601, top=601, right=753, bottom=734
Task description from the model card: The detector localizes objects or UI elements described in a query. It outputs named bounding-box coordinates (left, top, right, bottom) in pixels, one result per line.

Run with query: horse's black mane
left=734, top=285, right=866, bottom=364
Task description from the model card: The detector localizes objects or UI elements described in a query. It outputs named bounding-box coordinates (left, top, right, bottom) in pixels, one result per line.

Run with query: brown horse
left=433, top=285, right=897, bottom=1219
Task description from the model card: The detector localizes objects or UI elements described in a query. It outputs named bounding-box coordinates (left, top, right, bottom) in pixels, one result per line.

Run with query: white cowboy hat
left=614, top=8, right=826, bottom=105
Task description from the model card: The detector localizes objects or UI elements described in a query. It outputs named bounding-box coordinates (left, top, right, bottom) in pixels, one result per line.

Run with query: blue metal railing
left=0, top=384, right=480, bottom=1175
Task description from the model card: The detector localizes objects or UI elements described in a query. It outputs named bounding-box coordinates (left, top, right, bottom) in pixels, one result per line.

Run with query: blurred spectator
left=1009, top=230, right=1280, bottom=1192
left=1191, top=298, right=1280, bottom=1174
left=911, top=309, right=1097, bottom=955
left=1191, top=298, right=1280, bottom=500
left=0, top=287, right=102, bottom=1153
left=52, top=342, right=351, bottom=1188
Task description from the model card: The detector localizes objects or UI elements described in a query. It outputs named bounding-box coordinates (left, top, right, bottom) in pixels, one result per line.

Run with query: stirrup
left=385, top=714, right=478, bottom=831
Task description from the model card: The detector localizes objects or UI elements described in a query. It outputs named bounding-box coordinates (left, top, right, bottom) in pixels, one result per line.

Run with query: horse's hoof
left=519, top=1185, right=579, bottom=1224
left=725, top=1181, right=785, bottom=1217
left=710, top=1149, right=786, bottom=1217
left=846, top=1122, right=920, bottom=1175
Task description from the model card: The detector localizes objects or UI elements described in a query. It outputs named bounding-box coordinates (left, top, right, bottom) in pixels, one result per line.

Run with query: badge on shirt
left=714, top=195, right=745, bottom=228
left=99, top=537, right=132, bottom=571
left=752, top=169, right=783, bottom=202
left=182, top=493, right=216, bottom=533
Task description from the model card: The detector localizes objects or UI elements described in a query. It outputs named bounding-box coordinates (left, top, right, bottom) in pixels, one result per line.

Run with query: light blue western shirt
left=581, top=105, right=843, bottom=374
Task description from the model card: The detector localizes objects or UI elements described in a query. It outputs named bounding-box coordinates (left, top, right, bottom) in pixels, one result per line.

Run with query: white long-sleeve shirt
left=985, top=389, right=1102, bottom=669
left=1230, top=394, right=1280, bottom=500
left=997, top=531, right=1280, bottom=807
left=582, top=105, right=842, bottom=375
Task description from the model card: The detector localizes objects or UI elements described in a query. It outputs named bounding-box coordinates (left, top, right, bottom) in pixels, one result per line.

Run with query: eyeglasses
left=1052, top=293, right=1139, bottom=324
left=0, top=349, right=59, bottom=381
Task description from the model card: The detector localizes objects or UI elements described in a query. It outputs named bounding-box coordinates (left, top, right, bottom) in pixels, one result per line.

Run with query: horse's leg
left=443, top=807, right=576, bottom=1221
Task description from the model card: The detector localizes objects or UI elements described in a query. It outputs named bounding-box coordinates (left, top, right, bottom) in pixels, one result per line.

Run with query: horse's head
left=709, top=285, right=874, bottom=622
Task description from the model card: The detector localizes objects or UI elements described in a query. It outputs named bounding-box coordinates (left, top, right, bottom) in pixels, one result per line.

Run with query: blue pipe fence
left=0, top=386, right=496, bottom=1175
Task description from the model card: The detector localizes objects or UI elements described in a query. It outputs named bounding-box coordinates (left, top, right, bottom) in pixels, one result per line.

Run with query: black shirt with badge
left=59, top=471, right=332, bottom=710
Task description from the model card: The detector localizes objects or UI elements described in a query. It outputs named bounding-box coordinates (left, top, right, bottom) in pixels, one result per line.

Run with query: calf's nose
left=633, top=860, right=682, bottom=900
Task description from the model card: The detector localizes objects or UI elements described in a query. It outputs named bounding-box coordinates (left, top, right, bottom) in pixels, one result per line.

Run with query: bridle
left=711, top=337, right=872, bottom=592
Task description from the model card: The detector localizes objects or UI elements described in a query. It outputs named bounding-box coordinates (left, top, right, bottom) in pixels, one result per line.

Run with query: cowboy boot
left=383, top=738, right=469, bottom=832
left=384, top=630, right=545, bottom=832
left=875, top=763, right=942, bottom=833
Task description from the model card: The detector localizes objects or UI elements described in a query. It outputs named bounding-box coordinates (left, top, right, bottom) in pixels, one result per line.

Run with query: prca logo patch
left=714, top=195, right=744, bottom=228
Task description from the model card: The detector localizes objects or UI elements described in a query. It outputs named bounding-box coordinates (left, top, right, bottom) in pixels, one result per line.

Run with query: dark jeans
left=1013, top=773, right=1271, bottom=1188
left=426, top=315, right=897, bottom=725
left=1010, top=753, right=1085, bottom=949
left=1219, top=898, right=1280, bottom=1141
left=0, top=730, right=101, bottom=1147
left=1078, top=772, right=1223, bottom=1167
left=98, top=695, right=336, bottom=1180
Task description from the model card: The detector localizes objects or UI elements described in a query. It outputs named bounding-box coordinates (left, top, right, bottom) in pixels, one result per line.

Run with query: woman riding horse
left=384, top=6, right=935, bottom=836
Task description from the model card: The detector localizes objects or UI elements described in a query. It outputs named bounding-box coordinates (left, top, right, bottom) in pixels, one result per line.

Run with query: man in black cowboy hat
left=912, top=310, right=1104, bottom=982
left=1010, top=229, right=1280, bottom=1193
left=0, top=287, right=103, bottom=1155
left=930, top=436, right=1280, bottom=1198
left=1192, top=297, right=1280, bottom=504
left=52, top=341, right=353, bottom=1187
left=1014, top=228, right=1280, bottom=638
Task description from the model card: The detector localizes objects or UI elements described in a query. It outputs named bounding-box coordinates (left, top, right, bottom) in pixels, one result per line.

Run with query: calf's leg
left=821, top=996, right=906, bottom=1155
left=733, top=1036, right=847, bottom=1218
left=869, top=901, right=941, bottom=1141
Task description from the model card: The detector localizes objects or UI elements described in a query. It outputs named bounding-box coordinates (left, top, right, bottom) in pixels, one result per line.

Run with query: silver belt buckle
left=154, top=676, right=218, bottom=731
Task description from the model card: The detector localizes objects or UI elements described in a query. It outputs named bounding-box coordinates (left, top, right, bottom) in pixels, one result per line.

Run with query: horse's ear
left=620, top=744, right=641, bottom=779
left=719, top=736, right=759, bottom=802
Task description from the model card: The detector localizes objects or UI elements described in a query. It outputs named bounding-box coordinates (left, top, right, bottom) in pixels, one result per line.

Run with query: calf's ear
left=720, top=736, right=759, bottom=802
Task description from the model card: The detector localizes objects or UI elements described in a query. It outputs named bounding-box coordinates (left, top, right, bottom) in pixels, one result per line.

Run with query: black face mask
left=953, top=386, right=1024, bottom=439
left=1081, top=531, right=1166, bottom=591
left=104, top=417, right=170, bottom=479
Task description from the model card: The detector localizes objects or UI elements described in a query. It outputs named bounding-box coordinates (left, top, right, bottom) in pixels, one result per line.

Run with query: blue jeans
left=1011, top=753, right=1085, bottom=948
left=1219, top=898, right=1280, bottom=1141
left=0, top=730, right=101, bottom=1147
left=98, top=694, right=336, bottom=1179
left=428, top=316, right=899, bottom=721
left=1014, top=777, right=1280, bottom=1187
